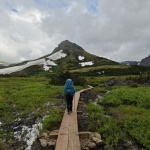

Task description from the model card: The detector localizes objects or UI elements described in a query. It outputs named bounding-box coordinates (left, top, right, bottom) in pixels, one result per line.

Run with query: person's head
left=66, top=79, right=73, bottom=85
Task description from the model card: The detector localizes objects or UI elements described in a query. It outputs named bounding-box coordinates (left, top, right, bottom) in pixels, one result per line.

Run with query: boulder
left=88, top=142, right=96, bottom=149
left=47, top=140, right=56, bottom=147
left=92, top=137, right=98, bottom=142
left=95, top=139, right=103, bottom=145
left=41, top=133, right=47, bottom=137
left=39, top=139, right=47, bottom=147
left=95, top=133, right=101, bottom=140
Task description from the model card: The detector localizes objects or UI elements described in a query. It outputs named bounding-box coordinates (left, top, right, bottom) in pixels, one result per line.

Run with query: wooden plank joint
left=49, top=131, right=90, bottom=139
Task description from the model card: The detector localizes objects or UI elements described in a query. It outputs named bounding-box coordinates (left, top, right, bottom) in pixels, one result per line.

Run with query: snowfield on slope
left=0, top=50, right=67, bottom=74
left=79, top=61, right=94, bottom=67
left=78, top=56, right=85, bottom=60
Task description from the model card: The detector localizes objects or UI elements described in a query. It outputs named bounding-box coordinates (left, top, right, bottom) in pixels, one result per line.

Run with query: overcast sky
left=0, top=0, right=150, bottom=63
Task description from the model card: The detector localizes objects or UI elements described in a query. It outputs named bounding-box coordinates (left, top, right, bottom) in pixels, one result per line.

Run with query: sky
left=0, top=0, right=150, bottom=63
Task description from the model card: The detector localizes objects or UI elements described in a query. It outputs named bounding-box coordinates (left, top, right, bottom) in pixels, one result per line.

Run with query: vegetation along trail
left=0, top=63, right=150, bottom=150
left=0, top=77, right=83, bottom=150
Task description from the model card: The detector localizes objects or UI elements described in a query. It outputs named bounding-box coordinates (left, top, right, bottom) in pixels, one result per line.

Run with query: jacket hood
left=66, top=79, right=73, bottom=85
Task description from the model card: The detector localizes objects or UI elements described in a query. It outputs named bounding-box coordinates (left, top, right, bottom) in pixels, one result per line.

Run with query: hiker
left=63, top=79, right=75, bottom=114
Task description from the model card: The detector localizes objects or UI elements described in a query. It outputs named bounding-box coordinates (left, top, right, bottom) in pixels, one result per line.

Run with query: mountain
left=120, top=61, right=140, bottom=66
left=0, top=40, right=118, bottom=74
left=140, top=55, right=150, bottom=67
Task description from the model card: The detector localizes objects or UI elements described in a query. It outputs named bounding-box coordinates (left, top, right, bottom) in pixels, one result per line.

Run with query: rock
left=95, top=133, right=101, bottom=140
left=140, top=55, right=150, bottom=67
left=92, top=137, right=98, bottom=142
left=47, top=140, right=56, bottom=147
left=90, top=132, right=94, bottom=137
left=41, top=133, right=47, bottom=137
left=88, top=142, right=96, bottom=149
left=105, top=79, right=123, bottom=86
left=39, top=139, right=47, bottom=147
left=96, top=139, right=103, bottom=145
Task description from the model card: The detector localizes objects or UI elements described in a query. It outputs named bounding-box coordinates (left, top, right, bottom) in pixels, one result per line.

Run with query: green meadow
left=0, top=77, right=83, bottom=148
left=87, top=85, right=150, bottom=149
left=0, top=65, right=150, bottom=149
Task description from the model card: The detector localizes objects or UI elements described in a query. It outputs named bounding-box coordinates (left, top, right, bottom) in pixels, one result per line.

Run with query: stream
left=0, top=101, right=58, bottom=150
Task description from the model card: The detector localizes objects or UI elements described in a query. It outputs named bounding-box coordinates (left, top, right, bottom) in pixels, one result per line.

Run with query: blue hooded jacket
left=63, top=79, right=75, bottom=95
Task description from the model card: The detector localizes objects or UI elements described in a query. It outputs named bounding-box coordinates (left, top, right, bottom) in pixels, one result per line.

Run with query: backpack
left=64, top=79, right=74, bottom=95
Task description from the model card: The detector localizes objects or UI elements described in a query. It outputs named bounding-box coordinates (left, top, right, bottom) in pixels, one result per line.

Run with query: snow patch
left=78, top=56, right=85, bottom=61
left=0, top=50, right=67, bottom=74
left=98, top=71, right=105, bottom=74
left=79, top=61, right=94, bottom=67
left=0, top=59, right=56, bottom=74
left=0, top=121, right=2, bottom=126
left=48, top=50, right=67, bottom=60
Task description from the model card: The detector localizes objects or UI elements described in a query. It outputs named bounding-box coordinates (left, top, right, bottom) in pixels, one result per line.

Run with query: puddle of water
left=124, top=135, right=144, bottom=150
left=43, top=101, right=55, bottom=107
left=0, top=101, right=59, bottom=149
left=93, top=94, right=103, bottom=105
left=106, top=90, right=110, bottom=94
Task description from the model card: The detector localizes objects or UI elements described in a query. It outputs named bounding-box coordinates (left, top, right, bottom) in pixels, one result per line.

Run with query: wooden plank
left=49, top=131, right=89, bottom=139
left=55, top=110, right=69, bottom=150
left=49, top=130, right=59, bottom=139
left=79, top=132, right=89, bottom=139
left=77, top=111, right=83, bottom=115
left=55, top=85, right=93, bottom=150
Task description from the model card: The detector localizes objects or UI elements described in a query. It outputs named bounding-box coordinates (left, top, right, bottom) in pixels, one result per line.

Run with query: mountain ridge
left=52, top=40, right=85, bottom=54
left=120, top=61, right=140, bottom=66
left=140, top=55, right=150, bottom=67
left=0, top=40, right=119, bottom=74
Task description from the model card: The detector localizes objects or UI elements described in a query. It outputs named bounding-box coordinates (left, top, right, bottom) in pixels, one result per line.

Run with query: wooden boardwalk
left=55, top=86, right=93, bottom=150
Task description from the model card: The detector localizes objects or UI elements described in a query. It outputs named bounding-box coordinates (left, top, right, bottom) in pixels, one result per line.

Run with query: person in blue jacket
left=63, top=79, right=75, bottom=114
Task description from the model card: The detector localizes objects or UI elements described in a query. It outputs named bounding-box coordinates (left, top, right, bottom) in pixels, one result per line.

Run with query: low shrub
left=86, top=103, right=122, bottom=149
left=102, top=87, right=150, bottom=109
left=42, top=108, right=62, bottom=131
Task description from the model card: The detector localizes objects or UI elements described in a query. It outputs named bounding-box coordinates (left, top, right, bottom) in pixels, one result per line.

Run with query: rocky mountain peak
left=52, top=40, right=85, bottom=53
left=140, top=55, right=150, bottom=67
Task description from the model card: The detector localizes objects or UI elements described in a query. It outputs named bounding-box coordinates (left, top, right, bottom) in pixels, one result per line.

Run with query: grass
left=0, top=77, right=83, bottom=131
left=102, top=86, right=150, bottom=108
left=70, top=65, right=129, bottom=73
left=42, top=107, right=63, bottom=132
left=102, top=86, right=150, bottom=149
left=86, top=103, right=122, bottom=149
left=0, top=76, right=84, bottom=149
left=86, top=75, right=138, bottom=84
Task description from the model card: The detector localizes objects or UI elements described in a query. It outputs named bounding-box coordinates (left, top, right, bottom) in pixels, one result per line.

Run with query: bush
left=102, top=86, right=150, bottom=109
left=42, top=108, right=62, bottom=131
left=86, top=103, right=122, bottom=148
left=124, top=115, right=150, bottom=149
left=102, top=95, right=121, bottom=106
left=49, top=71, right=86, bottom=86
left=130, top=82, right=139, bottom=88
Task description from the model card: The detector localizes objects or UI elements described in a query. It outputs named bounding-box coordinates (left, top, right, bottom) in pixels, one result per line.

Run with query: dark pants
left=65, top=95, right=73, bottom=112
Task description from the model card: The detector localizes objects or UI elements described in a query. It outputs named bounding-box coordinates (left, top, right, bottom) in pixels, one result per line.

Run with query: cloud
left=0, top=0, right=150, bottom=63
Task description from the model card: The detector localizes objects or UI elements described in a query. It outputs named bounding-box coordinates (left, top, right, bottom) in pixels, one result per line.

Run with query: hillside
left=0, top=40, right=118, bottom=74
